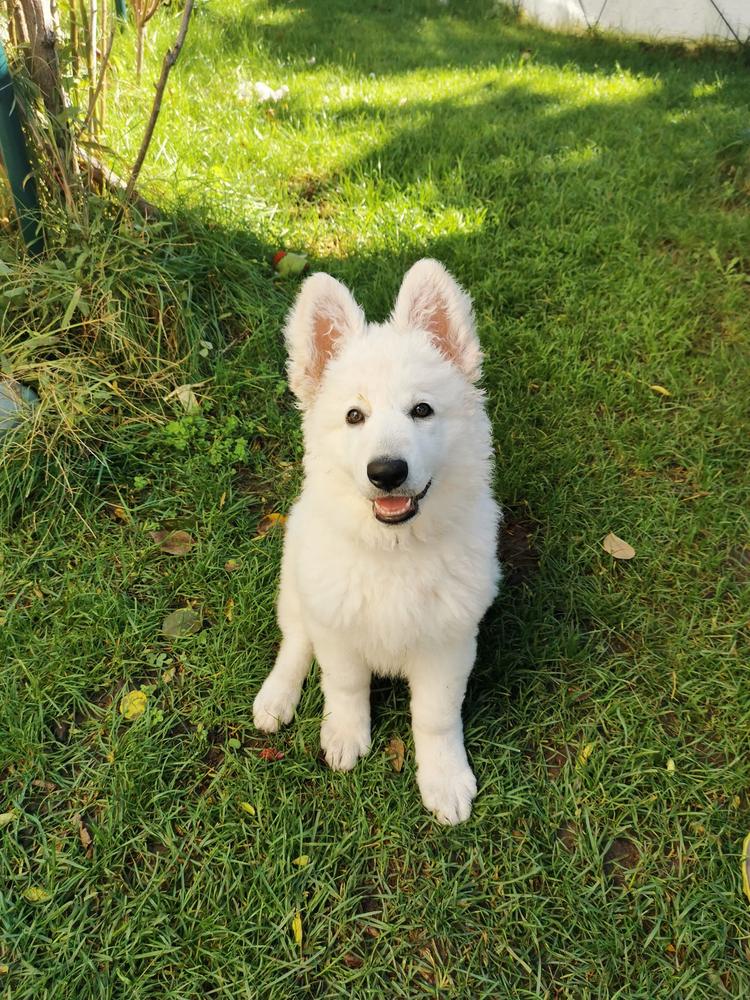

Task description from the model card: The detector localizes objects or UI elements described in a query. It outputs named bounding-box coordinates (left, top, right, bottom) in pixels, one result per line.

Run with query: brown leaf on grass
left=259, top=747, right=285, bottom=762
left=224, top=558, right=241, bottom=573
left=224, top=598, right=234, bottom=622
left=162, top=608, right=202, bottom=638
left=75, top=814, right=93, bottom=859
left=256, top=513, right=287, bottom=537
left=111, top=505, right=130, bottom=524
left=387, top=737, right=406, bottom=773
left=342, top=953, right=364, bottom=969
left=31, top=779, right=57, bottom=792
left=602, top=532, right=636, bottom=560
left=151, top=530, right=194, bottom=556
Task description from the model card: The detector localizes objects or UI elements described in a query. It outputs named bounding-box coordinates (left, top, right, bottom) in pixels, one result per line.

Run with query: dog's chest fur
left=291, top=504, right=499, bottom=672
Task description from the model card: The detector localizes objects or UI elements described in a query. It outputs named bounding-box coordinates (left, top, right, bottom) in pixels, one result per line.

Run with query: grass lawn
left=2, top=0, right=750, bottom=995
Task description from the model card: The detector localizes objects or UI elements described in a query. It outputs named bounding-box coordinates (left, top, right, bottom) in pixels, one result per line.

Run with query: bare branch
left=124, top=0, right=194, bottom=207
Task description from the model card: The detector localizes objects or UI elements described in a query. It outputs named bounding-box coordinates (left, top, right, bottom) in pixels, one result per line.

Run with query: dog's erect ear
left=284, top=272, right=365, bottom=406
left=392, top=259, right=482, bottom=382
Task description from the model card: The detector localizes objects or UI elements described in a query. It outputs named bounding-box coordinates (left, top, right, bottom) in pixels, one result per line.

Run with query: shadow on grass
left=203, top=0, right=749, bottom=80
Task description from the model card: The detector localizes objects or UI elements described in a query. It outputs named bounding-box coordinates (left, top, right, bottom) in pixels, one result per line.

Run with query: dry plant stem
left=69, top=1, right=79, bottom=77
left=134, top=0, right=163, bottom=81
left=124, top=0, right=194, bottom=206
left=82, top=23, right=114, bottom=132
left=88, top=0, right=97, bottom=136
left=98, top=0, right=107, bottom=130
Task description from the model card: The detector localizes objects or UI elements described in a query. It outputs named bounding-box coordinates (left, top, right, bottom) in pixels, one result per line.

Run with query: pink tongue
left=374, top=496, right=412, bottom=516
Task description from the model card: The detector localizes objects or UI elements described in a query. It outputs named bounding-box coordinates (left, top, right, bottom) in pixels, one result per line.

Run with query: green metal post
left=115, top=0, right=128, bottom=21
left=0, top=41, right=43, bottom=254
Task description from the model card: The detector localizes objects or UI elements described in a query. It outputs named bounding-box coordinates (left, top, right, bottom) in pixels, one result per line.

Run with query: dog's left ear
left=392, top=259, right=482, bottom=382
left=284, top=272, right=366, bottom=406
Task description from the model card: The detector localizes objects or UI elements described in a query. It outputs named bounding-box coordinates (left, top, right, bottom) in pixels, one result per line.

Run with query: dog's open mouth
left=372, top=481, right=431, bottom=525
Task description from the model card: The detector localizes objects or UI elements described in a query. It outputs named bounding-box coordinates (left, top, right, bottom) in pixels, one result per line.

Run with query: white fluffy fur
left=253, top=259, right=501, bottom=824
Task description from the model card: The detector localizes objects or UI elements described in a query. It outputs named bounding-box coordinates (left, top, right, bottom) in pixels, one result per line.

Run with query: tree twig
left=124, top=0, right=193, bottom=206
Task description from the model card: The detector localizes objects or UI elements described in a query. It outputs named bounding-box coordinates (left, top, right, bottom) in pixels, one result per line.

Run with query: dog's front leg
left=407, top=635, right=477, bottom=825
left=314, top=631, right=372, bottom=772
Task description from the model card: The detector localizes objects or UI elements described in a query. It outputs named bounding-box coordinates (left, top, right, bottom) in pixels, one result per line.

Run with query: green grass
left=2, top=0, right=750, bottom=995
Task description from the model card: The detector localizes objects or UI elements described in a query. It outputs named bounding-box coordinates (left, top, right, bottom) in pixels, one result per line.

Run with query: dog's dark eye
left=346, top=408, right=365, bottom=425
left=411, top=402, right=433, bottom=419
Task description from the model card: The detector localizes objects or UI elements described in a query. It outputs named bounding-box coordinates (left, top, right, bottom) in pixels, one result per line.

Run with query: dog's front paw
left=320, top=716, right=371, bottom=771
left=253, top=677, right=299, bottom=733
left=417, top=761, right=477, bottom=826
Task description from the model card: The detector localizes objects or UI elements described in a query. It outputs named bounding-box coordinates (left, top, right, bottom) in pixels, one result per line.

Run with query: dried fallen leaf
left=259, top=747, right=285, bottom=762
left=602, top=532, right=636, bottom=560
left=666, top=758, right=676, bottom=773
left=292, top=854, right=309, bottom=868
left=0, top=810, right=17, bottom=828
left=162, top=667, right=176, bottom=684
left=650, top=384, right=671, bottom=397
left=239, top=802, right=256, bottom=816
left=577, top=742, right=595, bottom=768
left=119, top=689, right=147, bottom=721
left=224, top=559, right=241, bottom=573
left=292, top=910, right=303, bottom=946
left=112, top=505, right=130, bottom=524
left=76, top=815, right=93, bottom=858
left=225, top=597, right=235, bottom=622
left=22, top=887, right=52, bottom=904
left=743, top=832, right=750, bottom=903
left=165, top=383, right=201, bottom=413
left=0, top=964, right=8, bottom=974
left=150, top=530, right=194, bottom=556
left=256, top=513, right=287, bottom=537
left=161, top=608, right=202, bottom=638
left=31, top=779, right=56, bottom=792
left=387, top=736, right=406, bottom=773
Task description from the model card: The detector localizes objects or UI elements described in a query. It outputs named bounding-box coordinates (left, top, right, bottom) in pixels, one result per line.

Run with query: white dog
left=253, top=259, right=500, bottom=824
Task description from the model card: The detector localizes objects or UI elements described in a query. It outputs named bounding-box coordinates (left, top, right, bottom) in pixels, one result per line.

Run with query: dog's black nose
left=367, top=457, right=408, bottom=491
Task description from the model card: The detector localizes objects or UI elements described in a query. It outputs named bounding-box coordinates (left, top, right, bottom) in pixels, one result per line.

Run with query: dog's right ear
left=284, top=272, right=365, bottom=407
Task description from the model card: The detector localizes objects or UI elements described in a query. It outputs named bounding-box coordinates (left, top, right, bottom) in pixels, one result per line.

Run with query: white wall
left=519, top=0, right=750, bottom=42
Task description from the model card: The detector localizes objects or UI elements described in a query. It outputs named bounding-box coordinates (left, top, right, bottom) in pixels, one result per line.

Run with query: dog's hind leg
left=253, top=558, right=312, bottom=733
